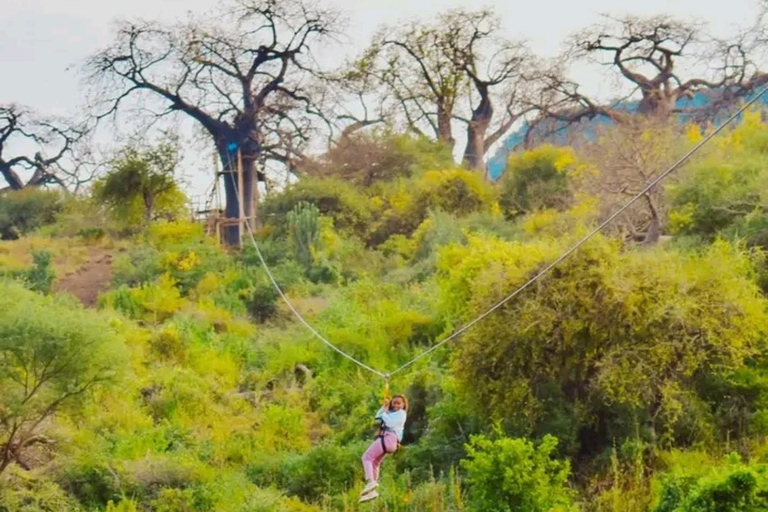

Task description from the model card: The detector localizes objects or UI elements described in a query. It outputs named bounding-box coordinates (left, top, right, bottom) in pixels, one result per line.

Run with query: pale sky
left=0, top=0, right=762, bottom=196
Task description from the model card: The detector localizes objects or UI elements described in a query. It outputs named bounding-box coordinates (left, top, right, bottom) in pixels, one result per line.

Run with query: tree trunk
left=218, top=144, right=239, bottom=246
left=0, top=424, right=17, bottom=476
left=0, top=455, right=11, bottom=475
left=27, top=166, right=49, bottom=187
left=221, top=159, right=242, bottom=246
left=241, top=155, right=262, bottom=230
left=0, top=162, right=25, bottom=190
left=642, top=192, right=661, bottom=245
left=637, top=86, right=675, bottom=119
left=436, top=101, right=455, bottom=148
left=463, top=124, right=487, bottom=172
left=143, top=193, right=154, bottom=225
left=0, top=162, right=65, bottom=191
left=218, top=145, right=260, bottom=246
left=462, top=86, right=493, bottom=172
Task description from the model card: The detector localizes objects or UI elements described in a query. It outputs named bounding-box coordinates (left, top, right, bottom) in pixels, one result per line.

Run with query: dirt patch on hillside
left=54, top=249, right=113, bottom=307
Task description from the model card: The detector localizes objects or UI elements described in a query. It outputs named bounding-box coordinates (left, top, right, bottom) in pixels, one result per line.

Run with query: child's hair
left=392, top=394, right=409, bottom=412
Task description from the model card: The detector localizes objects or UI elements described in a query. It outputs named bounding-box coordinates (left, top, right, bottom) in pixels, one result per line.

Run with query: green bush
left=25, top=250, right=55, bottom=294
left=403, top=471, right=465, bottom=512
left=111, top=245, right=164, bottom=288
left=100, top=284, right=145, bottom=319
left=589, top=439, right=654, bottom=512
left=150, top=487, right=214, bottom=512
left=0, top=466, right=81, bottom=512
left=262, top=178, right=372, bottom=238
left=668, top=111, right=768, bottom=242
left=228, top=486, right=322, bottom=512
left=447, top=235, right=767, bottom=456
left=77, top=226, right=106, bottom=243
left=113, top=242, right=229, bottom=298
left=500, top=145, right=574, bottom=218
left=245, top=272, right=280, bottom=322
left=306, top=259, right=341, bottom=285
left=305, top=131, right=454, bottom=186
left=0, top=281, right=127, bottom=477
left=242, top=237, right=292, bottom=268
left=3, top=249, right=56, bottom=294
left=370, top=170, right=497, bottom=245
left=287, top=201, right=320, bottom=268
left=653, top=455, right=768, bottom=512
left=0, top=188, right=64, bottom=239
left=461, top=434, right=576, bottom=512
left=57, top=459, right=122, bottom=508
left=100, top=274, right=185, bottom=324
left=105, top=499, right=140, bottom=512
left=234, top=262, right=304, bottom=323
left=383, top=209, right=521, bottom=283
left=411, top=170, right=495, bottom=217
left=402, top=379, right=482, bottom=481
left=248, top=441, right=365, bottom=502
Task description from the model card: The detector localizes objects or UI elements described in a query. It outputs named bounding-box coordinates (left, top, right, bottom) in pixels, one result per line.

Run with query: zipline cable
left=223, top=153, right=387, bottom=377
left=228, top=85, right=768, bottom=381
left=387, top=86, right=768, bottom=377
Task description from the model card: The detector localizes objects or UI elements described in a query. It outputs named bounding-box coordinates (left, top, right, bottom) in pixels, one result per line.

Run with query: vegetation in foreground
left=1, top=111, right=768, bottom=512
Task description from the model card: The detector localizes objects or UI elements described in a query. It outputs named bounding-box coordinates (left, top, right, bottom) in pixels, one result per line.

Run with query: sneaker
left=360, top=481, right=379, bottom=495
left=359, top=490, right=379, bottom=503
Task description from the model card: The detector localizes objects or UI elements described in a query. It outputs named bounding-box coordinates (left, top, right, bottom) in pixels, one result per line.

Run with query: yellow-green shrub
left=148, top=221, right=206, bottom=248
left=668, top=111, right=768, bottom=241
left=0, top=187, right=65, bottom=239
left=254, top=403, right=313, bottom=454
left=370, top=170, right=497, bottom=245
left=102, top=274, right=186, bottom=323
left=0, top=466, right=81, bottom=512
left=262, top=178, right=373, bottom=238
left=500, top=144, right=577, bottom=218
left=446, top=235, right=766, bottom=455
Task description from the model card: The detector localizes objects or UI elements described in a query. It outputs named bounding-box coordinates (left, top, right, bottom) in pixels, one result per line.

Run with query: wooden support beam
left=237, top=149, right=245, bottom=248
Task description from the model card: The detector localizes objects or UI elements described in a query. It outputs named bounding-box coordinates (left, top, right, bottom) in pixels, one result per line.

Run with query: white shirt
left=375, top=406, right=407, bottom=442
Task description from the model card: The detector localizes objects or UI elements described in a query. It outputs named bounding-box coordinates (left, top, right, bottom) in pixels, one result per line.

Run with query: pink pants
left=362, top=433, right=398, bottom=482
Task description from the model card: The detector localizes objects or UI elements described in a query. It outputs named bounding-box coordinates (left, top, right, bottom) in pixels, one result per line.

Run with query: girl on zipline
left=359, top=394, right=408, bottom=503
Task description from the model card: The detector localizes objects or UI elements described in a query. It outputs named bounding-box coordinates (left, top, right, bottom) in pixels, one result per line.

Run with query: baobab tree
left=0, top=105, right=84, bottom=192
left=361, top=20, right=466, bottom=148
left=444, top=10, right=537, bottom=171
left=532, top=14, right=766, bottom=130
left=701, top=4, right=768, bottom=116
left=517, top=13, right=768, bottom=245
left=577, top=16, right=713, bottom=118
left=88, top=0, right=341, bottom=243
left=351, top=8, right=539, bottom=173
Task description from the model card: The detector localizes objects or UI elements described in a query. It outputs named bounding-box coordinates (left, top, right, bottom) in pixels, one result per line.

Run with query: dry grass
left=0, top=236, right=118, bottom=276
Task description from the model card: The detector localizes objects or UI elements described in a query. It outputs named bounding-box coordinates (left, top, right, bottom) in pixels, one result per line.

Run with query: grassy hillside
left=3, top=114, right=768, bottom=512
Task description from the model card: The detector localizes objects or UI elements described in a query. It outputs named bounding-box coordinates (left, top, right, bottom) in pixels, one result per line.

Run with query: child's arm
left=374, top=399, right=390, bottom=421
left=378, top=409, right=406, bottom=431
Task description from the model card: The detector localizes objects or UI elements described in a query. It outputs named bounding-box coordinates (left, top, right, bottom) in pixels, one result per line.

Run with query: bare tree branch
left=528, top=12, right=767, bottom=147
left=346, top=7, right=541, bottom=173
left=86, top=0, right=342, bottom=242
left=0, top=105, right=85, bottom=192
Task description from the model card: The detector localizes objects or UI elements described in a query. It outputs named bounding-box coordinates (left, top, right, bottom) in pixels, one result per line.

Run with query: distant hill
left=487, top=89, right=768, bottom=180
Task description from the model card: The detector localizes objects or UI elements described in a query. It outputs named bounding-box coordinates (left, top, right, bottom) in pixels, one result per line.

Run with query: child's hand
left=382, top=399, right=390, bottom=409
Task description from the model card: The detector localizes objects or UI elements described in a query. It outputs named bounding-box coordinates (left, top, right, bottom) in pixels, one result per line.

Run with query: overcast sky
left=0, top=0, right=762, bottom=195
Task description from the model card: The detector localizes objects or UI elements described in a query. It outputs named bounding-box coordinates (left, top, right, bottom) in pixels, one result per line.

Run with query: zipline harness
left=227, top=85, right=768, bottom=385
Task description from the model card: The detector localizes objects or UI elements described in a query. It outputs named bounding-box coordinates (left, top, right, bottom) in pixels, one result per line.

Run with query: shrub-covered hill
left=3, top=115, right=768, bottom=511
